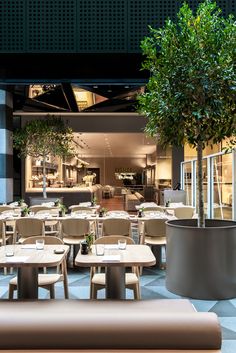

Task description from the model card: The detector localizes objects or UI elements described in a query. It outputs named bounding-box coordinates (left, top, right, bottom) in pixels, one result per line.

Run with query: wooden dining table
left=0, top=244, right=69, bottom=299
left=75, top=244, right=156, bottom=299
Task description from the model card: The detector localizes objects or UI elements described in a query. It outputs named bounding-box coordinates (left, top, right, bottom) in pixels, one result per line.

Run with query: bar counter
left=24, top=185, right=102, bottom=207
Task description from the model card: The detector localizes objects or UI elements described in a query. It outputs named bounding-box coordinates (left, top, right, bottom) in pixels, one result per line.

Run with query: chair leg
left=8, top=283, right=15, bottom=299
left=49, top=285, right=55, bottom=299
left=73, top=244, right=80, bottom=267
left=66, top=246, right=72, bottom=267
left=90, top=283, right=98, bottom=299
left=62, top=260, right=69, bottom=299
left=133, top=283, right=141, bottom=300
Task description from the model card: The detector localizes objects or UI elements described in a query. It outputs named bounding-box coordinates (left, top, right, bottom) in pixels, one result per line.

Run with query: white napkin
left=102, top=255, right=120, bottom=262
left=5, top=256, right=29, bottom=263
left=105, top=244, right=119, bottom=250
left=21, top=244, right=36, bottom=249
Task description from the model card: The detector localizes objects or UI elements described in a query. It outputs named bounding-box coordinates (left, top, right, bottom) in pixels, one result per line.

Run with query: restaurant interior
left=0, top=1, right=235, bottom=352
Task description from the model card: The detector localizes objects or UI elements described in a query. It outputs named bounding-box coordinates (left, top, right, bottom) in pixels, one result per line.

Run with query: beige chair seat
left=63, top=236, right=84, bottom=245
left=10, top=273, right=62, bottom=287
left=145, top=236, right=166, bottom=245
left=92, top=272, right=139, bottom=286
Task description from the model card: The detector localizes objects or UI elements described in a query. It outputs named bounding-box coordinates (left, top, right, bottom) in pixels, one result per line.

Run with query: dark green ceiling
left=0, top=0, right=235, bottom=53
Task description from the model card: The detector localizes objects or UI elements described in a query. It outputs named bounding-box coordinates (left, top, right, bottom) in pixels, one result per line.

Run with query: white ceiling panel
left=73, top=133, right=156, bottom=158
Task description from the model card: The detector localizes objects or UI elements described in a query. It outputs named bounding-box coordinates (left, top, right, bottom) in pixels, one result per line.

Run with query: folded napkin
left=5, top=256, right=29, bottom=263
left=21, top=244, right=36, bottom=249
left=102, top=255, right=120, bottom=262
left=105, top=244, right=119, bottom=250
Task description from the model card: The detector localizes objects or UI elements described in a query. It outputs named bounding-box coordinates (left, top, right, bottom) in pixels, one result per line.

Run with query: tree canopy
left=13, top=115, right=75, bottom=198
left=13, top=115, right=75, bottom=160
left=138, top=0, right=236, bottom=149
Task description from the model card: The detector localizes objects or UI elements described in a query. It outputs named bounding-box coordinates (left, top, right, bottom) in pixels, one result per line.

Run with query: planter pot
left=166, top=219, right=236, bottom=300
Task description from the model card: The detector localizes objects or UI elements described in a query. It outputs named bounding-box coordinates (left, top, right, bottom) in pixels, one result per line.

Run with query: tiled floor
left=1, top=196, right=235, bottom=352
left=0, top=265, right=236, bottom=353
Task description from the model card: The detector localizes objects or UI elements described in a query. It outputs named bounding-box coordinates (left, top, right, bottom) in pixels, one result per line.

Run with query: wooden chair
left=29, top=205, right=59, bottom=214
left=142, top=206, right=165, bottom=213
left=14, top=218, right=45, bottom=244
left=35, top=209, right=60, bottom=236
left=8, top=236, right=69, bottom=299
left=0, top=206, right=16, bottom=240
left=0, top=220, right=9, bottom=275
left=141, top=218, right=167, bottom=270
left=69, top=206, right=95, bottom=214
left=174, top=207, right=195, bottom=219
left=90, top=235, right=140, bottom=300
left=102, top=218, right=132, bottom=237
left=61, top=218, right=91, bottom=264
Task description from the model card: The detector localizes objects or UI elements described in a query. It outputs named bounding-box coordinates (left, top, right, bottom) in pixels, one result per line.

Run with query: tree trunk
left=197, top=142, right=205, bottom=227
left=42, top=157, right=47, bottom=199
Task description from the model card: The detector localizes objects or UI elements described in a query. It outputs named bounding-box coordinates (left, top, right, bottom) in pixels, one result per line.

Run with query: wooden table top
left=0, top=244, right=69, bottom=268
left=75, top=244, right=156, bottom=267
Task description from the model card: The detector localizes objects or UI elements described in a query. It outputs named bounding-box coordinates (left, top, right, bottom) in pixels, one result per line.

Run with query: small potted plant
left=59, top=204, right=67, bottom=217
left=54, top=198, right=60, bottom=207
left=138, top=207, right=144, bottom=218
left=18, top=198, right=24, bottom=207
left=21, top=206, right=29, bottom=217
left=91, top=196, right=97, bottom=207
left=165, top=199, right=171, bottom=208
left=99, top=207, right=107, bottom=217
left=85, top=233, right=94, bottom=252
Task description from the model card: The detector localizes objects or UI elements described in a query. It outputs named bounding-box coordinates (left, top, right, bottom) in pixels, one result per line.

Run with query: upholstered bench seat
left=125, top=192, right=144, bottom=211
left=0, top=299, right=221, bottom=352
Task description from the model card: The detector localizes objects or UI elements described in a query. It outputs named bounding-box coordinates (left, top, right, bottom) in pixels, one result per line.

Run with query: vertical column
left=171, top=146, right=184, bottom=188
left=0, top=90, right=13, bottom=203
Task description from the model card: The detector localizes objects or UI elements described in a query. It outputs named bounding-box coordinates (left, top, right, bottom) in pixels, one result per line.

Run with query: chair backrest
left=35, top=208, right=59, bottom=216
left=144, top=218, right=167, bottom=237
left=95, top=235, right=135, bottom=245
left=70, top=206, right=94, bottom=214
left=102, top=218, right=131, bottom=236
left=106, top=210, right=129, bottom=216
left=0, top=205, right=13, bottom=214
left=174, top=207, right=195, bottom=219
left=214, top=206, right=232, bottom=220
left=0, top=220, right=4, bottom=239
left=29, top=205, right=54, bottom=213
left=22, top=235, right=63, bottom=245
left=15, top=218, right=45, bottom=238
left=143, top=206, right=164, bottom=213
left=61, top=218, right=90, bottom=237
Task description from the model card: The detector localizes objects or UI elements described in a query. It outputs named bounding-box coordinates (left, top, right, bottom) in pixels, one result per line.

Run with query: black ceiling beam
left=0, top=54, right=148, bottom=85
left=61, top=83, right=79, bottom=112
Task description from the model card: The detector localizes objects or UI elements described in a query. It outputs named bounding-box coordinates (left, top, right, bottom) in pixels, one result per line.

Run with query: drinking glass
left=5, top=245, right=14, bottom=257
left=118, top=239, right=126, bottom=250
left=36, top=239, right=44, bottom=250
left=95, top=244, right=105, bottom=256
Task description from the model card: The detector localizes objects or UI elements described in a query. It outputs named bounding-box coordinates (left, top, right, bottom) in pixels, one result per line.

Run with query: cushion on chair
left=92, top=273, right=139, bottom=286
left=10, top=274, right=62, bottom=286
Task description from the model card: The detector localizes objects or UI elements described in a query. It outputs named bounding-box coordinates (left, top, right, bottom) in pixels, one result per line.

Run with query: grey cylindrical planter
left=166, top=219, right=236, bottom=300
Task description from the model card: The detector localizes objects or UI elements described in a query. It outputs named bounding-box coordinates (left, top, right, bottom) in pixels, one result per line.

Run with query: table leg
left=106, top=266, right=125, bottom=299
left=17, top=267, right=38, bottom=299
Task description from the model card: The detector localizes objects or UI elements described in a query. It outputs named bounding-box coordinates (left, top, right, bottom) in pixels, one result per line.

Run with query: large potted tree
left=138, top=0, right=236, bottom=299
left=14, top=115, right=75, bottom=200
